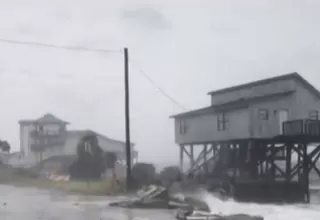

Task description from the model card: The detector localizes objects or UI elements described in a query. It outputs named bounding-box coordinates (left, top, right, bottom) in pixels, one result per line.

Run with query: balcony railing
left=283, top=119, right=320, bottom=136
left=30, top=136, right=66, bottom=152
left=30, top=143, right=65, bottom=152
left=30, top=130, right=65, bottom=138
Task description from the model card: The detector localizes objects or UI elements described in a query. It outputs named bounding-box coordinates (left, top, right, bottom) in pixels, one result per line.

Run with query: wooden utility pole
left=124, top=47, right=132, bottom=190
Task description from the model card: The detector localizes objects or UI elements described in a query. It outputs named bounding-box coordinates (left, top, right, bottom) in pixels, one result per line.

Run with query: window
left=259, top=109, right=269, bottom=120
left=217, top=112, right=228, bottom=131
left=179, top=120, right=187, bottom=134
left=309, top=110, right=319, bottom=120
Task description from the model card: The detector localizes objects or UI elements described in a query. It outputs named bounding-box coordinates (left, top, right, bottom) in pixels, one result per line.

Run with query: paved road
left=0, top=184, right=320, bottom=220
left=0, top=185, right=174, bottom=220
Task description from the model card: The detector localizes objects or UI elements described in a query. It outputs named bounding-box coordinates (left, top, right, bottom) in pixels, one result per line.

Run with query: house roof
left=65, top=129, right=136, bottom=155
left=66, top=129, right=134, bottom=146
left=36, top=113, right=69, bottom=124
left=170, top=90, right=295, bottom=119
left=19, top=113, right=69, bottom=125
left=207, top=72, right=320, bottom=99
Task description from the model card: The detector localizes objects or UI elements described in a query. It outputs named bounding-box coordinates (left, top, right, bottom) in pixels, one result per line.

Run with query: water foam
left=196, top=191, right=320, bottom=220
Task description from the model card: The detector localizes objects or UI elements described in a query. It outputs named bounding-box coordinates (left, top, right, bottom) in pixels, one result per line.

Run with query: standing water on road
left=0, top=185, right=319, bottom=220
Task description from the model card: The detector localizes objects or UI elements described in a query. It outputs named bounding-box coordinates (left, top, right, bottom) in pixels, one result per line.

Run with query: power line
left=129, top=59, right=187, bottom=111
left=0, top=37, right=187, bottom=110
left=0, top=65, right=187, bottom=108
left=0, top=38, right=122, bottom=53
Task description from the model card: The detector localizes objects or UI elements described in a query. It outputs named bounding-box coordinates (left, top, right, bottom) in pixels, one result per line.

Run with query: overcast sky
left=0, top=0, right=319, bottom=167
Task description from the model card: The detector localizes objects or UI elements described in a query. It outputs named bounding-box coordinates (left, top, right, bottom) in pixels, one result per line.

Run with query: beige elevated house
left=171, top=72, right=320, bottom=172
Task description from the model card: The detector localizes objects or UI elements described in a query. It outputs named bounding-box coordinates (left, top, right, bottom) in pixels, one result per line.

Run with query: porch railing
left=283, top=119, right=320, bottom=136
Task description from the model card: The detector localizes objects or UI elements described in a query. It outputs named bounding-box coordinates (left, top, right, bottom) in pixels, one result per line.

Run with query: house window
left=217, top=112, right=228, bottom=131
left=259, top=109, right=269, bottom=120
left=309, top=110, right=319, bottom=120
left=179, top=120, right=187, bottom=134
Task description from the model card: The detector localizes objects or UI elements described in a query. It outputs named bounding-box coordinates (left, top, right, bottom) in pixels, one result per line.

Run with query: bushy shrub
left=0, top=140, right=10, bottom=152
left=131, top=163, right=156, bottom=188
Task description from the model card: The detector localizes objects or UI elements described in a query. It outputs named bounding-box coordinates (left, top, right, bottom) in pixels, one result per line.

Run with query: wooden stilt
left=303, top=143, right=310, bottom=203
left=190, top=144, right=194, bottom=170
left=179, top=144, right=184, bottom=173
left=204, top=144, right=208, bottom=175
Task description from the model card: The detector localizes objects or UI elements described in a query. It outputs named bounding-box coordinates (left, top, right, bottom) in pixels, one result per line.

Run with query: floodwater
left=0, top=185, right=320, bottom=220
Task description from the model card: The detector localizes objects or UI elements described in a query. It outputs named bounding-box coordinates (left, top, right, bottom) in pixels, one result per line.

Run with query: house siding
left=63, top=135, right=79, bottom=155
left=19, top=121, right=67, bottom=166
left=21, top=124, right=33, bottom=157
left=292, top=81, right=320, bottom=120
left=30, top=124, right=66, bottom=164
left=173, top=74, right=320, bottom=144
left=42, top=146, right=65, bottom=159
left=174, top=108, right=250, bottom=144
left=250, top=95, right=295, bottom=138
left=249, top=80, right=320, bottom=138
left=211, top=79, right=296, bottom=105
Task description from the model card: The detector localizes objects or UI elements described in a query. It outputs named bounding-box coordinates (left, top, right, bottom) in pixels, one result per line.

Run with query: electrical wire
left=129, top=59, right=187, bottom=111
left=0, top=38, right=122, bottom=53
left=0, top=37, right=187, bottom=111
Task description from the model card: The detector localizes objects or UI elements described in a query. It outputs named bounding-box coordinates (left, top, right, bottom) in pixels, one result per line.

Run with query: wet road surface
left=0, top=185, right=320, bottom=220
left=0, top=185, right=174, bottom=220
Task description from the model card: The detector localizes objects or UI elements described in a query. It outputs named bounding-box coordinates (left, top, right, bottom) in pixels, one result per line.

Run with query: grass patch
left=0, top=166, right=126, bottom=195
left=10, top=178, right=126, bottom=195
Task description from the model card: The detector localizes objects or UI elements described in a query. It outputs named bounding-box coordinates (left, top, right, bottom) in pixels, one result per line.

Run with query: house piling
left=171, top=72, right=320, bottom=203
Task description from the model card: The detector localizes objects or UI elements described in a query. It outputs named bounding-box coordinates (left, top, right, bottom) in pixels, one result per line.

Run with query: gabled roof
left=66, top=129, right=134, bottom=146
left=170, top=90, right=295, bottom=119
left=65, top=129, right=136, bottom=155
left=207, top=72, right=320, bottom=99
left=19, top=113, right=69, bottom=125
left=35, top=113, right=69, bottom=124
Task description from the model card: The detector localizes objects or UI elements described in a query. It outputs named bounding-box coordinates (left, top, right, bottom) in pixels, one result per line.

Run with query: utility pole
left=124, top=47, right=132, bottom=190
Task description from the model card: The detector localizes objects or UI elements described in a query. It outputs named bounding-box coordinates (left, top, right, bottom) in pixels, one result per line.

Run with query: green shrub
left=132, top=163, right=156, bottom=188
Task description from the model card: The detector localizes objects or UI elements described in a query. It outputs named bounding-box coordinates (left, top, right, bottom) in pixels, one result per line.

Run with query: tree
left=131, top=163, right=156, bottom=188
left=69, top=134, right=105, bottom=180
left=0, top=141, right=10, bottom=152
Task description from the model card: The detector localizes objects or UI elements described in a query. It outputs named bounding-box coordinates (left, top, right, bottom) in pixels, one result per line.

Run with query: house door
left=278, top=110, right=288, bottom=134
